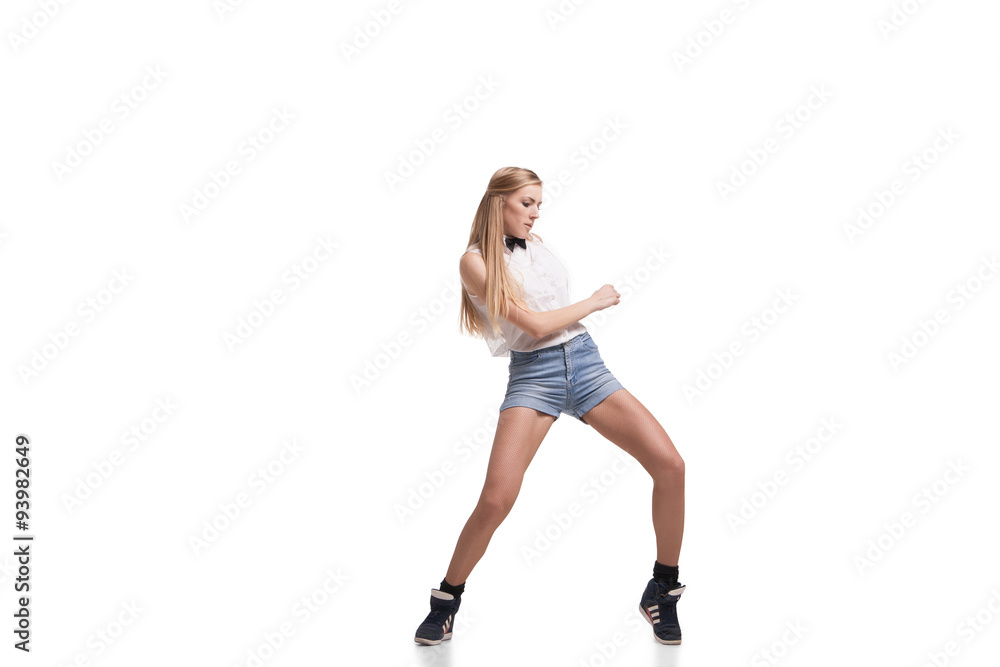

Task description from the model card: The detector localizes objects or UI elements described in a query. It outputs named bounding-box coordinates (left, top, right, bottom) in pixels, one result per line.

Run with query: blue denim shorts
left=499, top=331, right=625, bottom=425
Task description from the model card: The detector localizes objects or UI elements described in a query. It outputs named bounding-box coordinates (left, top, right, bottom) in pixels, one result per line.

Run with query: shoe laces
left=654, top=579, right=681, bottom=597
left=653, top=581, right=681, bottom=625
left=423, top=601, right=457, bottom=627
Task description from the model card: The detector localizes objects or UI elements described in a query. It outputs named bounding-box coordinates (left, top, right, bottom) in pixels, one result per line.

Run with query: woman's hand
left=589, top=284, right=620, bottom=312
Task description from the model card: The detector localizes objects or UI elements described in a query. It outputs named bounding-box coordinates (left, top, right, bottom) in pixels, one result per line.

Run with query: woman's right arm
left=459, top=252, right=619, bottom=339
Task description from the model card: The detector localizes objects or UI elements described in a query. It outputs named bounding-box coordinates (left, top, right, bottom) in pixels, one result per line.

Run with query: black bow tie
left=505, top=236, right=527, bottom=252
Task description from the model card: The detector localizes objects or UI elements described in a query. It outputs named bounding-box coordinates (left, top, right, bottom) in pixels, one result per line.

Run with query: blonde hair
left=459, top=166, right=543, bottom=340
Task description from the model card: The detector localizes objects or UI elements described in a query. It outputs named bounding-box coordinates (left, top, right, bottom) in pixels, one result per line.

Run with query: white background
left=2, top=0, right=999, bottom=665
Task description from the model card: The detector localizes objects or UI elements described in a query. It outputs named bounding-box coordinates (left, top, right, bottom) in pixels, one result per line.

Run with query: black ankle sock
left=653, top=561, right=679, bottom=587
left=439, top=577, right=465, bottom=598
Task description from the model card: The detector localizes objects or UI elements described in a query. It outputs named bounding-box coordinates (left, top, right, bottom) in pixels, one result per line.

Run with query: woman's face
left=502, top=184, right=542, bottom=239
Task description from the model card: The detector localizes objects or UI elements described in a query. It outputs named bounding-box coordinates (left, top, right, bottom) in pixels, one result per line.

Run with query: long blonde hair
left=459, top=166, right=543, bottom=339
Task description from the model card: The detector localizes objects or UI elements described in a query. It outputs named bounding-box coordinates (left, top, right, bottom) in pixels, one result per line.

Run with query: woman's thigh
left=580, top=388, right=683, bottom=477
left=478, top=406, right=556, bottom=506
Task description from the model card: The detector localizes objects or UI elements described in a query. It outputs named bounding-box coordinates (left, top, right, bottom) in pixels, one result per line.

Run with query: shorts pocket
left=509, top=351, right=539, bottom=367
left=582, top=335, right=598, bottom=352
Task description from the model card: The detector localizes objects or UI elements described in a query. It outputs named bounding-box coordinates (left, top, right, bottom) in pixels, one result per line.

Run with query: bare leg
left=444, top=406, right=556, bottom=585
left=580, top=389, right=684, bottom=565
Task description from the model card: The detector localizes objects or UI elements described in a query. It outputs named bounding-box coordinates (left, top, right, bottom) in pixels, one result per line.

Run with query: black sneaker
left=414, top=589, right=461, bottom=645
left=639, top=578, right=685, bottom=644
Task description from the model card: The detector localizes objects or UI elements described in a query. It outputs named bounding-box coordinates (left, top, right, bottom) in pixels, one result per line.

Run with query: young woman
left=414, top=167, right=686, bottom=646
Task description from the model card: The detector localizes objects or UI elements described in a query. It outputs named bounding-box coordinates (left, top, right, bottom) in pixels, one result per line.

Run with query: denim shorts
left=499, top=331, right=625, bottom=425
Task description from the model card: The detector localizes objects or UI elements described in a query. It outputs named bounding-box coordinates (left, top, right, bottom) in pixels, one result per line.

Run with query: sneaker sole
left=639, top=603, right=681, bottom=645
left=414, top=632, right=452, bottom=646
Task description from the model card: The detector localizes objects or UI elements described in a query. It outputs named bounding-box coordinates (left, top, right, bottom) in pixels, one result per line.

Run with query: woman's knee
left=475, top=493, right=516, bottom=526
left=651, top=448, right=684, bottom=485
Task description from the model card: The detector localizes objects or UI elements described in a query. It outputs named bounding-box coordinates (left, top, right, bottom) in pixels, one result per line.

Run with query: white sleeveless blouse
left=464, top=234, right=587, bottom=357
